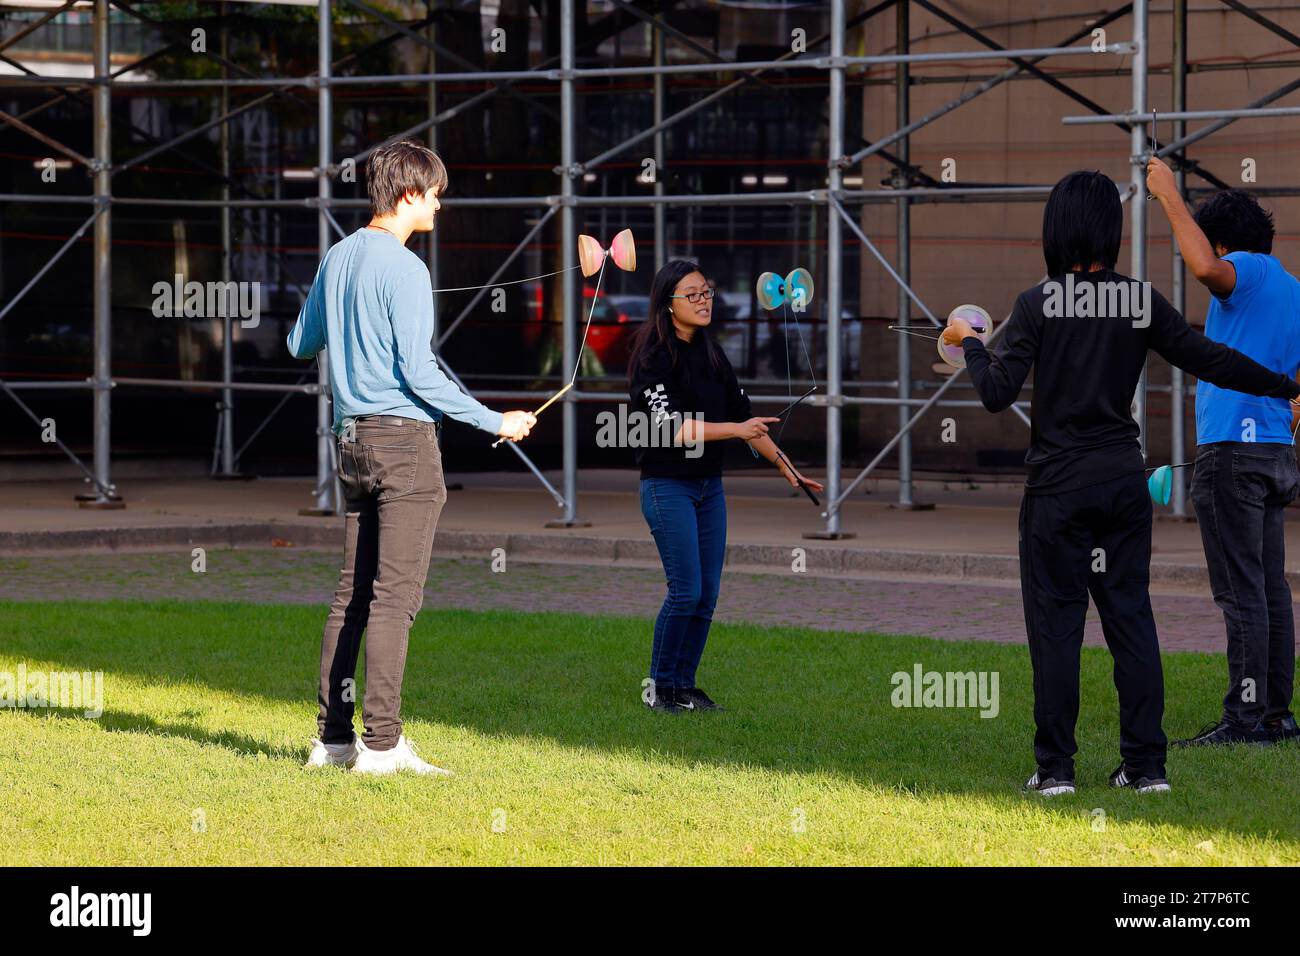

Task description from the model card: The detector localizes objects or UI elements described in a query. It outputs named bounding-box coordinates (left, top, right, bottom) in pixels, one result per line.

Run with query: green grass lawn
left=2, top=600, right=1296, bottom=865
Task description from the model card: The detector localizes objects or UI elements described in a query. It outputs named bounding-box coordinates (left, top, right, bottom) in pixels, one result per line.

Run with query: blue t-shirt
left=1196, top=251, right=1300, bottom=445
left=286, top=227, right=504, bottom=437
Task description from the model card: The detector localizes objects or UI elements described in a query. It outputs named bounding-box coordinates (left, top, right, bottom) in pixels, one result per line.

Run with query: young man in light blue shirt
left=291, top=140, right=535, bottom=775
left=1149, top=161, right=1300, bottom=746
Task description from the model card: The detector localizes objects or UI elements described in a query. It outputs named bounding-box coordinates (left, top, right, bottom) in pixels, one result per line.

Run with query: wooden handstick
left=491, top=382, right=574, bottom=448
left=532, top=381, right=573, bottom=417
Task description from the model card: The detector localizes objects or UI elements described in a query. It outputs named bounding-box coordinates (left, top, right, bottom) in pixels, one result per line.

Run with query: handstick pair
left=490, top=229, right=637, bottom=448
left=1146, top=109, right=1159, bottom=201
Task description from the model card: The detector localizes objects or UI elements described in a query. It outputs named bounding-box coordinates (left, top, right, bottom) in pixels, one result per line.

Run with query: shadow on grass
left=35, top=708, right=303, bottom=762
left=4, top=599, right=1298, bottom=847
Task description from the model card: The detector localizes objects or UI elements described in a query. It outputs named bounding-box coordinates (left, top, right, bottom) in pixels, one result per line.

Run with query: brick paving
left=0, top=549, right=1233, bottom=654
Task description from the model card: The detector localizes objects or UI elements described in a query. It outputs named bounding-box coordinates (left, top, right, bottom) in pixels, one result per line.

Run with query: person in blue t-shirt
left=1149, top=159, right=1300, bottom=746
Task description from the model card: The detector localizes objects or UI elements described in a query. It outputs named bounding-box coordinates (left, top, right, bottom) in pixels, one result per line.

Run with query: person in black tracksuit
left=944, top=171, right=1300, bottom=795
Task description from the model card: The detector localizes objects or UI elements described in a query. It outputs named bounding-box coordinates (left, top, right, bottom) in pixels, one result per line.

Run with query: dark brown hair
left=365, top=140, right=448, bottom=217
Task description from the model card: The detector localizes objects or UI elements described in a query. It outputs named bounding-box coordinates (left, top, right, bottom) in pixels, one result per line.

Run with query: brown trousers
left=317, top=416, right=447, bottom=750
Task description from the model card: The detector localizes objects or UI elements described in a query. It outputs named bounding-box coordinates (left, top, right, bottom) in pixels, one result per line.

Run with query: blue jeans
left=640, top=476, right=727, bottom=690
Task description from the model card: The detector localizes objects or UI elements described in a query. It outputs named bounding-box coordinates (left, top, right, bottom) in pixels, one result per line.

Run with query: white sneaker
left=304, top=736, right=360, bottom=768
left=1021, top=770, right=1075, bottom=797
left=351, top=735, right=453, bottom=777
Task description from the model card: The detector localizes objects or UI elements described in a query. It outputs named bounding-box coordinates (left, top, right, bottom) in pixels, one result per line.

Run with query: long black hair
left=627, top=257, right=725, bottom=381
left=1041, top=170, right=1122, bottom=277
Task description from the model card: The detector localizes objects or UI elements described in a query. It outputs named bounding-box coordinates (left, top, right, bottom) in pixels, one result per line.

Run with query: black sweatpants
left=1019, top=470, right=1167, bottom=780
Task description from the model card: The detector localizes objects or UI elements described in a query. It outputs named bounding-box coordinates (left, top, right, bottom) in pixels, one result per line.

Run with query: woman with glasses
left=628, top=258, right=823, bottom=713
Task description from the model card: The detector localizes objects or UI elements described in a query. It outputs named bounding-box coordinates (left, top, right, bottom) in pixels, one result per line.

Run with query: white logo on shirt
left=643, top=383, right=672, bottom=426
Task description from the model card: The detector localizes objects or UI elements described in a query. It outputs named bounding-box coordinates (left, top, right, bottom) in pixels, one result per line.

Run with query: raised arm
left=1147, top=157, right=1236, bottom=297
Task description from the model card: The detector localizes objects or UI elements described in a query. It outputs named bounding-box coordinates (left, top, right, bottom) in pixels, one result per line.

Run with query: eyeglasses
left=671, top=288, right=716, bottom=305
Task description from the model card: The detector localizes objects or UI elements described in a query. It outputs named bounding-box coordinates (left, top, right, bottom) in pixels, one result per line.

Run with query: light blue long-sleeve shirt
left=286, top=227, right=504, bottom=436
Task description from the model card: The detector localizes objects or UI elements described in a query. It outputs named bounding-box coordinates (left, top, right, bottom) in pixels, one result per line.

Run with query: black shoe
left=1173, top=719, right=1273, bottom=747
left=676, top=687, right=723, bottom=712
left=1264, top=715, right=1299, bottom=742
left=1109, top=765, right=1171, bottom=793
left=646, top=685, right=684, bottom=714
left=1021, top=770, right=1075, bottom=797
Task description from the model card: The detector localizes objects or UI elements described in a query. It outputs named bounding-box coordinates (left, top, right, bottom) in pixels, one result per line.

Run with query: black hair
left=1041, top=170, right=1122, bottom=277
left=1193, top=188, right=1275, bottom=255
left=627, top=258, right=724, bottom=381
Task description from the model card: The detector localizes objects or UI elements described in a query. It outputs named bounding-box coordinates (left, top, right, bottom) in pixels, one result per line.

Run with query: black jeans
left=1019, top=471, right=1166, bottom=780
left=1190, top=441, right=1299, bottom=728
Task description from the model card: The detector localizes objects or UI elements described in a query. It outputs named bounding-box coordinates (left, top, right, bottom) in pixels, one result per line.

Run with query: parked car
left=522, top=282, right=645, bottom=374
left=715, top=291, right=861, bottom=379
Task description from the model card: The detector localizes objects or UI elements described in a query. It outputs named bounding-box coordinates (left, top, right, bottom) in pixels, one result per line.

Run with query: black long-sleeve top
left=962, top=269, right=1300, bottom=495
left=628, top=332, right=752, bottom=479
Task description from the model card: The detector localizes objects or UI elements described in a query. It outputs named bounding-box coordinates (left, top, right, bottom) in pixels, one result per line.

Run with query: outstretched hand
left=734, top=416, right=781, bottom=441
left=784, top=468, right=824, bottom=494
left=497, top=410, right=537, bottom=443
left=942, top=318, right=975, bottom=346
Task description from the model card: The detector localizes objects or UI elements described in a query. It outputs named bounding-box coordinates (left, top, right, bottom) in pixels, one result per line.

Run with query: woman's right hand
left=733, top=417, right=780, bottom=441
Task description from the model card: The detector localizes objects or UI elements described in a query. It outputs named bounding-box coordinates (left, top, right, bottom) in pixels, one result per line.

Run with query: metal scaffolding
left=2, top=0, right=1297, bottom=527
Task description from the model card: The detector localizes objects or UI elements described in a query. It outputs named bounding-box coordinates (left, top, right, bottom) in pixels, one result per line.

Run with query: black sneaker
left=676, top=687, right=723, bottom=712
left=1173, top=719, right=1273, bottom=747
left=1109, top=765, right=1171, bottom=793
left=1264, top=715, right=1299, bottom=742
left=1021, top=770, right=1075, bottom=797
left=646, top=685, right=684, bottom=714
